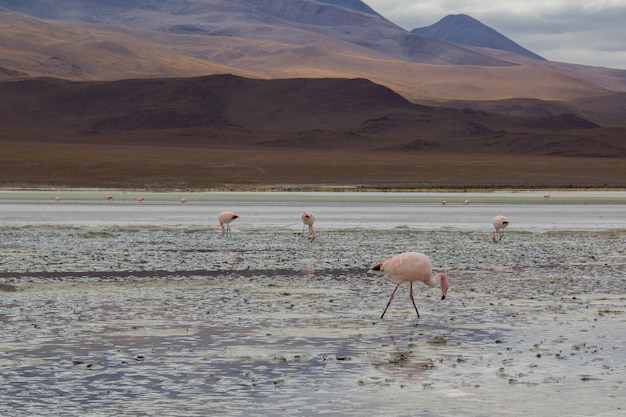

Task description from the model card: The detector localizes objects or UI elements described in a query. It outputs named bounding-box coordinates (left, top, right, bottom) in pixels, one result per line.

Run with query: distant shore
left=1, top=185, right=625, bottom=193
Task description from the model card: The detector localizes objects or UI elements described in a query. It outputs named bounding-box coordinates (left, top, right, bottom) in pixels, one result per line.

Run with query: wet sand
left=1, top=192, right=625, bottom=416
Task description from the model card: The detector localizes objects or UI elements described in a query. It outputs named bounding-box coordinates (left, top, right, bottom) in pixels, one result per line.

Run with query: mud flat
left=1, top=191, right=625, bottom=416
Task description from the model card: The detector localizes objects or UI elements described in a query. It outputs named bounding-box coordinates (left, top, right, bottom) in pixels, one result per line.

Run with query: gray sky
left=366, top=0, right=626, bottom=69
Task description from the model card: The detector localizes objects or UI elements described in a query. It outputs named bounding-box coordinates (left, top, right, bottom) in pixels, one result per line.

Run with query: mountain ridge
left=1, top=1, right=624, bottom=126
left=0, top=0, right=625, bottom=189
left=0, top=0, right=518, bottom=66
left=0, top=74, right=610, bottom=141
left=1, top=9, right=624, bottom=103
left=0, top=74, right=624, bottom=190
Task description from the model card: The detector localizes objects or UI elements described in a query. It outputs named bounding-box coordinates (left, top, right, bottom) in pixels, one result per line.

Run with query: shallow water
left=1, top=189, right=626, bottom=231
left=0, top=191, right=625, bottom=416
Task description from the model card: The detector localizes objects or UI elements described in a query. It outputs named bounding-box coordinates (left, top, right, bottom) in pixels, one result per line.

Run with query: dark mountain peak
left=441, top=14, right=477, bottom=24
left=411, top=13, right=546, bottom=61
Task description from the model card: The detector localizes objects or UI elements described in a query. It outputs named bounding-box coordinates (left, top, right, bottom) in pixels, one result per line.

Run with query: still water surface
left=1, top=190, right=625, bottom=231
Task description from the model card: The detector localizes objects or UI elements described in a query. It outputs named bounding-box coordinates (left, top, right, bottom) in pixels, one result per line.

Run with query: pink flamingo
left=218, top=211, right=239, bottom=235
left=544, top=193, right=551, bottom=203
left=491, top=215, right=510, bottom=243
left=369, top=252, right=449, bottom=319
left=179, top=197, right=187, bottom=204
left=135, top=196, right=145, bottom=203
left=301, top=212, right=316, bottom=242
left=105, top=195, right=113, bottom=202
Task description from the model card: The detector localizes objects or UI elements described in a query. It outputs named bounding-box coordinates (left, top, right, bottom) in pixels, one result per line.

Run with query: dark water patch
left=0, top=267, right=368, bottom=283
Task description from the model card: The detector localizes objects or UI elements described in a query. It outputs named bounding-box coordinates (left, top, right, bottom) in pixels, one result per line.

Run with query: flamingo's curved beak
left=441, top=288, right=448, bottom=300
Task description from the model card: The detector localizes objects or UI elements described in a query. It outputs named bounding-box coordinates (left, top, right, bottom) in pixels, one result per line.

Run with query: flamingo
left=135, top=196, right=145, bottom=203
left=301, top=211, right=316, bottom=242
left=105, top=195, right=113, bottom=202
left=464, top=199, right=470, bottom=205
left=544, top=193, right=551, bottom=203
left=369, top=252, right=449, bottom=319
left=492, top=215, right=510, bottom=243
left=218, top=211, right=239, bottom=235
left=179, top=197, right=187, bottom=204
left=54, top=196, right=61, bottom=203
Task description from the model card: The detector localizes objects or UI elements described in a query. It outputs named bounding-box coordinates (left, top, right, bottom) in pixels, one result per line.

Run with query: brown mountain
left=1, top=2, right=624, bottom=125
left=1, top=74, right=604, bottom=133
left=0, top=0, right=511, bottom=65
left=0, top=75, right=624, bottom=189
left=0, top=1, right=625, bottom=189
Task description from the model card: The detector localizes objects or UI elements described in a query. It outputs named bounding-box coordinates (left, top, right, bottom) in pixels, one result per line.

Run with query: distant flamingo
left=441, top=200, right=447, bottom=206
left=54, top=196, right=61, bottom=203
left=301, top=211, right=316, bottom=242
left=544, top=193, right=551, bottom=203
left=135, top=196, right=145, bottom=203
left=464, top=199, right=470, bottom=205
left=105, top=195, right=113, bottom=202
left=179, top=197, right=187, bottom=204
left=492, top=215, right=510, bottom=243
left=369, top=252, right=449, bottom=319
left=218, top=211, right=239, bottom=235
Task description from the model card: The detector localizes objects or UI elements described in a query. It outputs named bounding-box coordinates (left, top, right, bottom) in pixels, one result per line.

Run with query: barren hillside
left=0, top=75, right=624, bottom=189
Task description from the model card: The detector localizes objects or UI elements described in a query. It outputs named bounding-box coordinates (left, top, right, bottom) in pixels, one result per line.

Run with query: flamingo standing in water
left=105, top=195, right=113, bottom=202
left=369, top=252, right=449, bottom=319
left=218, top=211, right=239, bottom=235
left=301, top=212, right=316, bottom=242
left=544, top=193, right=551, bottom=203
left=492, top=215, right=510, bottom=243
left=135, top=196, right=145, bottom=203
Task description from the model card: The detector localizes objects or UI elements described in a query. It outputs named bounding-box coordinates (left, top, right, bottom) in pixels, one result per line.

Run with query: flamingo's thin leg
left=381, top=283, right=401, bottom=319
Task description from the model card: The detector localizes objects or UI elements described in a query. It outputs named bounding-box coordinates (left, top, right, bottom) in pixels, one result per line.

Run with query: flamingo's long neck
left=425, top=272, right=446, bottom=287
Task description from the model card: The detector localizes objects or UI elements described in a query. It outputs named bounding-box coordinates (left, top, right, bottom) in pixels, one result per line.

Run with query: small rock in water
left=427, top=335, right=447, bottom=345
left=388, top=354, right=410, bottom=364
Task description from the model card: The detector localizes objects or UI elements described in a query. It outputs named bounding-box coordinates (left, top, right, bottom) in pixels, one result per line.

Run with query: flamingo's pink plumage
left=218, top=211, right=239, bottom=235
left=492, top=215, right=510, bottom=242
left=370, top=252, right=449, bottom=319
left=301, top=212, right=316, bottom=242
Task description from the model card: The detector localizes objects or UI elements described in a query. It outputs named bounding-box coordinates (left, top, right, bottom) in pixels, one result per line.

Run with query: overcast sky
left=365, top=0, right=626, bottom=69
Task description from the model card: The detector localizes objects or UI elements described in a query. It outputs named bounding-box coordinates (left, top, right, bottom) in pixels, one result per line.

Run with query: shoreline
left=2, top=184, right=626, bottom=193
